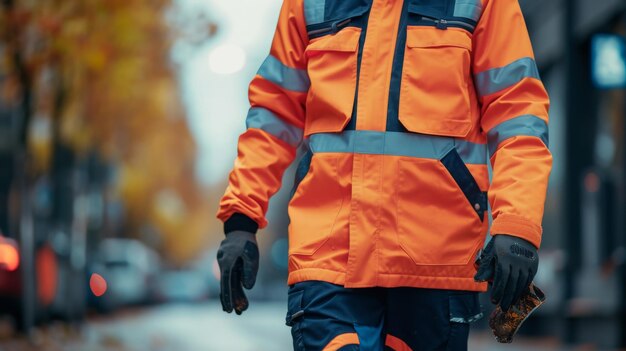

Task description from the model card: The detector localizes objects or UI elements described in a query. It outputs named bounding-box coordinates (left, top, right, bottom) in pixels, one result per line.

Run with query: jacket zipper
left=421, top=16, right=474, bottom=31
left=308, top=18, right=352, bottom=37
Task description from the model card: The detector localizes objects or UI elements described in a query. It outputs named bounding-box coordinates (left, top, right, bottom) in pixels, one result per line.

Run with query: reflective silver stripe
left=474, top=57, right=541, bottom=98
left=304, top=0, right=325, bottom=26
left=246, top=107, right=303, bottom=147
left=453, top=0, right=482, bottom=22
left=450, top=312, right=484, bottom=324
left=308, top=130, right=488, bottom=165
left=257, top=55, right=310, bottom=93
left=487, top=115, right=549, bottom=155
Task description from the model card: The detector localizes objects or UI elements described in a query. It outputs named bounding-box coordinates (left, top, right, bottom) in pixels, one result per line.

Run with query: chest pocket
left=304, top=27, right=361, bottom=136
left=399, top=20, right=473, bottom=137
left=302, top=0, right=370, bottom=136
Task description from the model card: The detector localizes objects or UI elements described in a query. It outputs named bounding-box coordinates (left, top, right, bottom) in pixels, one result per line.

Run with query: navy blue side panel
left=385, top=0, right=410, bottom=132
left=290, top=148, right=313, bottom=198
left=440, top=147, right=488, bottom=221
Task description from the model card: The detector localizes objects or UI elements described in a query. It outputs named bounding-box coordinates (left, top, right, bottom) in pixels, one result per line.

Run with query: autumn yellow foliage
left=0, top=0, right=215, bottom=264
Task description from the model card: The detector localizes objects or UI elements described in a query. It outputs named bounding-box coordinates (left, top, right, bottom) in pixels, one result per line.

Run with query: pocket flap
left=440, top=148, right=488, bottom=221
left=449, top=292, right=483, bottom=323
left=406, top=27, right=472, bottom=50
left=306, top=27, right=361, bottom=54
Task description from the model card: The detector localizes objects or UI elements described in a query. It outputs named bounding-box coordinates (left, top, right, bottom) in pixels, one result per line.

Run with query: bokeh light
left=0, top=238, right=19, bottom=271
left=208, top=43, right=246, bottom=75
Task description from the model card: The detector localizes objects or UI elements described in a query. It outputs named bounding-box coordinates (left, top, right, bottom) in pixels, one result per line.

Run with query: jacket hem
left=287, top=268, right=488, bottom=292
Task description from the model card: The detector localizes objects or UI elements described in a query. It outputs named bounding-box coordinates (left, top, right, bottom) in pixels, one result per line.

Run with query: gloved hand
left=217, top=230, right=259, bottom=315
left=474, top=234, right=539, bottom=312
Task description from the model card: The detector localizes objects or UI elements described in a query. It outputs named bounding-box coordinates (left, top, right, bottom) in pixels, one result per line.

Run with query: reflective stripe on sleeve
left=474, top=57, right=541, bottom=98
left=487, top=115, right=549, bottom=156
left=308, top=130, right=488, bottom=165
left=246, top=107, right=303, bottom=147
left=453, top=0, right=482, bottom=22
left=257, top=55, right=310, bottom=93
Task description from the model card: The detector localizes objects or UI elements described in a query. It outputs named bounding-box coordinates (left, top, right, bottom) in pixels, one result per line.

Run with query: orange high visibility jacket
left=218, top=0, right=551, bottom=291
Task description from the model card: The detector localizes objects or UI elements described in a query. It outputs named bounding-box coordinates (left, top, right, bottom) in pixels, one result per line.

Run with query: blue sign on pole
left=591, top=34, right=626, bottom=89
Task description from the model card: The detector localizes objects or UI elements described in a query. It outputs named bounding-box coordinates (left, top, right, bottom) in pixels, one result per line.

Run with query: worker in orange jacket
left=216, top=0, right=551, bottom=349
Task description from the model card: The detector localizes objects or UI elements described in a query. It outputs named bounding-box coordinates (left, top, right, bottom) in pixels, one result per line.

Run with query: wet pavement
left=0, top=301, right=577, bottom=351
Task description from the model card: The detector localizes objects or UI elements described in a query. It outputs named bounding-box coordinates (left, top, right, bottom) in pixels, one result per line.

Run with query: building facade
left=521, top=0, right=626, bottom=347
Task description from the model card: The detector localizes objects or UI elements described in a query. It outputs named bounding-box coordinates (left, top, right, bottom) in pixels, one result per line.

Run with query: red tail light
left=0, top=237, right=19, bottom=271
left=90, top=273, right=108, bottom=297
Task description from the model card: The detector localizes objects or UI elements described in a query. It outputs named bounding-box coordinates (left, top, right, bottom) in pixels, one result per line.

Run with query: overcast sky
left=179, top=0, right=283, bottom=185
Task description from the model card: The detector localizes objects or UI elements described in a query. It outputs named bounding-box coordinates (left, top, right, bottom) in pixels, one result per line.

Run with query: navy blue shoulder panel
left=304, top=0, right=372, bottom=32
left=305, top=0, right=372, bottom=40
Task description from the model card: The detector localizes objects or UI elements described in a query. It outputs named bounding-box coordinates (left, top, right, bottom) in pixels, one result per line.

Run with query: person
left=216, top=0, right=551, bottom=349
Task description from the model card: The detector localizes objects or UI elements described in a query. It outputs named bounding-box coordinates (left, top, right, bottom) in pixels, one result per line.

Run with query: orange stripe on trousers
left=385, top=334, right=412, bottom=351
left=322, top=332, right=360, bottom=351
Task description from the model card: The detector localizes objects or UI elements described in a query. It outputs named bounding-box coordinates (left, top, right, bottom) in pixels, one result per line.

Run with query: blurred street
left=0, top=301, right=573, bottom=351
left=0, top=301, right=292, bottom=351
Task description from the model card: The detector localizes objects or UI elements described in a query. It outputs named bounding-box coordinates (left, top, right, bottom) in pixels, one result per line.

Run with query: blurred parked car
left=0, top=171, right=65, bottom=332
left=153, top=247, right=221, bottom=304
left=189, top=247, right=220, bottom=299
left=89, top=239, right=160, bottom=312
left=155, top=268, right=209, bottom=303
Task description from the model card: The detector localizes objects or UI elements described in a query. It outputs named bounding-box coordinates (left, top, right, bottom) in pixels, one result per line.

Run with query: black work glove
left=474, top=234, right=539, bottom=312
left=217, top=230, right=259, bottom=315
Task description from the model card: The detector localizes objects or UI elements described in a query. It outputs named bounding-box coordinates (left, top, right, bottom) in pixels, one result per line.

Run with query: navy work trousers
left=285, top=281, right=483, bottom=351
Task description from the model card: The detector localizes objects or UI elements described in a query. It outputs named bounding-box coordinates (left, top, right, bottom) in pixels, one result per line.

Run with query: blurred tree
left=0, top=0, right=216, bottom=265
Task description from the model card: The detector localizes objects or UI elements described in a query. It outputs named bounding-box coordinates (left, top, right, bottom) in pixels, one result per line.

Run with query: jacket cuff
left=224, top=213, right=259, bottom=234
left=490, top=213, right=542, bottom=249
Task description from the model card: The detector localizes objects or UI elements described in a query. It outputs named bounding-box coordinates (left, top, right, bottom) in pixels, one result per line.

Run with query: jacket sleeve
left=473, top=0, right=552, bottom=249
left=216, top=0, right=309, bottom=232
